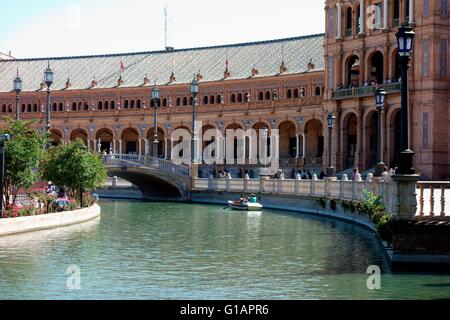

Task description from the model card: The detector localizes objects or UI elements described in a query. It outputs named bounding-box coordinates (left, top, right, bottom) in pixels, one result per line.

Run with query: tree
left=0, top=119, right=49, bottom=204
left=41, top=139, right=107, bottom=207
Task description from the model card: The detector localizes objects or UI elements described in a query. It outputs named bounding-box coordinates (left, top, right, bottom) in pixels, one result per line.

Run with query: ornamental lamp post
left=13, top=70, right=22, bottom=121
left=374, top=88, right=387, bottom=176
left=395, top=26, right=415, bottom=174
left=44, top=62, right=54, bottom=133
left=151, top=84, right=160, bottom=159
left=190, top=77, right=199, bottom=163
left=326, top=112, right=336, bottom=178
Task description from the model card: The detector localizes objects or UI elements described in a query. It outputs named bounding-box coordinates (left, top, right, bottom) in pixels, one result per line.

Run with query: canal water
left=0, top=200, right=449, bottom=300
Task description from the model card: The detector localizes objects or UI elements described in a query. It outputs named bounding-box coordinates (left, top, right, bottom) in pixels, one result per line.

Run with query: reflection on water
left=0, top=200, right=449, bottom=300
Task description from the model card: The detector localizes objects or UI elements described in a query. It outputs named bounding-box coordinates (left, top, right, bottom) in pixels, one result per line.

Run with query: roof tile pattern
left=0, top=34, right=324, bottom=92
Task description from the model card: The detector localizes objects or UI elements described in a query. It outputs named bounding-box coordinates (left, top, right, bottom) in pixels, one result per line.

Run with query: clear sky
left=0, top=0, right=325, bottom=58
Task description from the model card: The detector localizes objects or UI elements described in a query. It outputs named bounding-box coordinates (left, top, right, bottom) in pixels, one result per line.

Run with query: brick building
left=0, top=0, right=448, bottom=179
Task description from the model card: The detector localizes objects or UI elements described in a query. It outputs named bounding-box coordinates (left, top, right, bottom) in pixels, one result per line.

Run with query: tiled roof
left=0, top=34, right=324, bottom=92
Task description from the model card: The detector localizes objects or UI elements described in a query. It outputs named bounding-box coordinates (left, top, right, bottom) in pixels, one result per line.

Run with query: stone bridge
left=103, top=154, right=191, bottom=201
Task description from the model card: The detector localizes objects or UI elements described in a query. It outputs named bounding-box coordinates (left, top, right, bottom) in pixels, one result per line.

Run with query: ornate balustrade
left=193, top=177, right=397, bottom=214
left=332, top=82, right=401, bottom=100
left=417, top=182, right=450, bottom=220
left=103, top=154, right=190, bottom=177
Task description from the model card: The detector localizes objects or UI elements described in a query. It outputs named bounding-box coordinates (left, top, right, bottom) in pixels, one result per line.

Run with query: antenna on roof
left=164, top=0, right=174, bottom=51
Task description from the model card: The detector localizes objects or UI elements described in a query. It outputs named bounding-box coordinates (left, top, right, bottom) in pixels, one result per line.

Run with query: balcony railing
left=332, top=82, right=401, bottom=100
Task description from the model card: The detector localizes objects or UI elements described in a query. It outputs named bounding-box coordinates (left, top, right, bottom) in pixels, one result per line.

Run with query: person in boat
left=239, top=193, right=248, bottom=204
left=249, top=193, right=257, bottom=203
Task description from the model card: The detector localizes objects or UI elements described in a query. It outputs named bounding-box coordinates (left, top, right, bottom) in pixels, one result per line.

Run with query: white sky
left=0, top=0, right=325, bottom=58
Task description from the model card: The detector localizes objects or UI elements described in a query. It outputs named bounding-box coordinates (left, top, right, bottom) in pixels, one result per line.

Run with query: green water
left=0, top=200, right=449, bottom=300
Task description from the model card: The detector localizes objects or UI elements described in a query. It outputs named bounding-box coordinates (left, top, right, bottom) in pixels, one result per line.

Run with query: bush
left=330, top=198, right=337, bottom=211
left=318, top=197, right=327, bottom=209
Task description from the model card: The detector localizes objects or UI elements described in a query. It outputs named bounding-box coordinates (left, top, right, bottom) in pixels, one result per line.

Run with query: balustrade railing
left=417, top=182, right=450, bottom=220
left=332, top=83, right=401, bottom=100
left=103, top=154, right=190, bottom=177
left=193, top=177, right=397, bottom=214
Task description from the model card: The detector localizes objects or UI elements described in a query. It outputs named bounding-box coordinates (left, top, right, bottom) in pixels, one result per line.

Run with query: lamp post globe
left=326, top=112, right=336, bottom=178
left=151, top=84, right=160, bottom=158
left=395, top=26, right=416, bottom=175
left=13, top=71, right=22, bottom=121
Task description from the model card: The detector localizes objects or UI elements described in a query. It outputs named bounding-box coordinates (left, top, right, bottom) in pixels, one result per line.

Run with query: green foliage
left=41, top=140, right=107, bottom=207
left=341, top=200, right=356, bottom=213
left=329, top=198, right=337, bottom=211
left=0, top=119, right=49, bottom=204
left=318, top=197, right=327, bottom=209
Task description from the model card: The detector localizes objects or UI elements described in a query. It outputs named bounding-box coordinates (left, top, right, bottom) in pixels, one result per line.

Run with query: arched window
left=59, top=103, right=63, bottom=112
left=130, top=100, right=135, bottom=109
left=111, top=101, right=115, bottom=109
left=237, top=93, right=243, bottom=103
left=84, top=102, right=89, bottom=111
left=300, top=88, right=306, bottom=97
left=210, top=95, right=215, bottom=104
left=52, top=103, right=57, bottom=112
left=355, top=5, right=361, bottom=34
left=78, top=102, right=83, bottom=110
left=287, top=89, right=292, bottom=99
left=72, top=102, right=77, bottom=111
left=405, top=0, right=410, bottom=21
left=230, top=94, right=236, bottom=103
left=136, top=99, right=141, bottom=108
left=293, top=88, right=299, bottom=98
left=315, top=87, right=321, bottom=96
left=182, top=97, right=188, bottom=106
left=105, top=101, right=109, bottom=110
left=347, top=55, right=360, bottom=87
left=176, top=97, right=181, bottom=106
left=217, top=95, right=223, bottom=104
left=162, top=98, right=167, bottom=107
left=392, top=0, right=400, bottom=26
left=265, top=91, right=271, bottom=100
left=33, top=103, right=38, bottom=112
left=98, top=101, right=103, bottom=110
left=345, top=7, right=353, bottom=36
left=258, top=92, right=264, bottom=101
left=1, top=104, right=6, bottom=113
left=203, top=95, right=209, bottom=105
left=21, top=103, right=26, bottom=113
left=124, top=100, right=129, bottom=109
left=27, top=103, right=32, bottom=112
left=189, top=97, right=194, bottom=105
left=369, top=51, right=384, bottom=84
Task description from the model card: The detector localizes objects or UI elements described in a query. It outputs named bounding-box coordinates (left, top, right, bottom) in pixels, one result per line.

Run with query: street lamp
left=13, top=70, right=22, bottom=121
left=395, top=26, right=415, bottom=174
left=44, top=62, right=54, bottom=133
left=190, top=77, right=199, bottom=163
left=0, top=134, right=11, bottom=215
left=375, top=88, right=387, bottom=176
left=151, top=84, right=160, bottom=158
left=326, top=112, right=336, bottom=178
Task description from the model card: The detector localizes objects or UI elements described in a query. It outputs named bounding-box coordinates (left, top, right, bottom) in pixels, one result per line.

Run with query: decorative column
left=408, top=0, right=414, bottom=25
left=144, top=139, right=149, bottom=155
left=383, top=0, right=388, bottom=30
left=295, top=134, right=300, bottom=158
left=336, top=2, right=343, bottom=39
left=165, top=138, right=169, bottom=160
left=138, top=139, right=142, bottom=156
left=119, top=139, right=123, bottom=154
left=359, top=0, right=365, bottom=35
left=302, top=133, right=306, bottom=159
